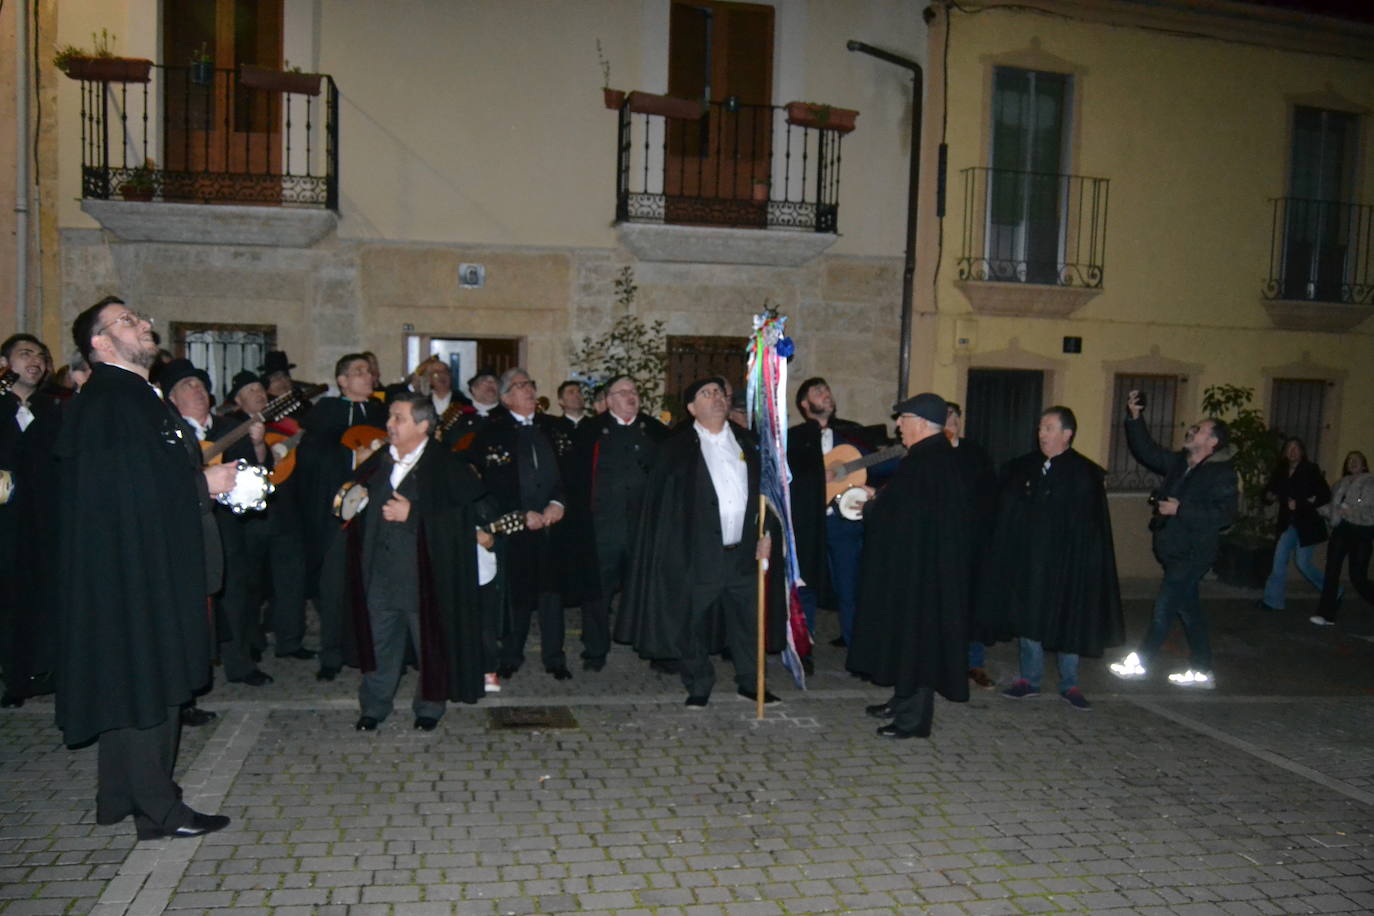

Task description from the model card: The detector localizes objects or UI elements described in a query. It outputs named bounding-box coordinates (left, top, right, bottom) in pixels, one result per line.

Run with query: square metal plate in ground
left=487, top=706, right=579, bottom=730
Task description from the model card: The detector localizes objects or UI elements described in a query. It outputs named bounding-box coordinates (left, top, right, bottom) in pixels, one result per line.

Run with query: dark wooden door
left=665, top=335, right=747, bottom=421
left=965, top=368, right=1044, bottom=470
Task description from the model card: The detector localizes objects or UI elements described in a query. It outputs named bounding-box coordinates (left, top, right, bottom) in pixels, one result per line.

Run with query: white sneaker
left=484, top=672, right=501, bottom=693
left=1108, top=651, right=1147, bottom=679
left=1167, top=669, right=1215, bottom=689
left=1310, top=615, right=1336, bottom=627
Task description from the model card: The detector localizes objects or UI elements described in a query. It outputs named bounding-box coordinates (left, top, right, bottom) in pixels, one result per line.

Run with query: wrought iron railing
left=614, top=98, right=846, bottom=233
left=1264, top=197, right=1373, bottom=305
left=74, top=65, right=338, bottom=209
left=957, top=167, right=1109, bottom=288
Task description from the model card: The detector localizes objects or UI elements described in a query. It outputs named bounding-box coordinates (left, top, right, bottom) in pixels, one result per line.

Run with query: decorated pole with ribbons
left=745, top=308, right=811, bottom=718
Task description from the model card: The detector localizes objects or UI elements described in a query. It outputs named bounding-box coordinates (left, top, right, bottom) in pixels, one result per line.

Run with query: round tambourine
left=331, top=479, right=369, bottom=521
left=215, top=460, right=274, bottom=515
left=0, top=469, right=12, bottom=506
left=835, top=485, right=870, bottom=521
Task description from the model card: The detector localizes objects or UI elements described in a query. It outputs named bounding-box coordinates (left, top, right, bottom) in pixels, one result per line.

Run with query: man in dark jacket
left=983, top=406, right=1124, bottom=710
left=848, top=393, right=974, bottom=739
left=57, top=297, right=238, bottom=841
left=1109, top=390, right=1237, bottom=689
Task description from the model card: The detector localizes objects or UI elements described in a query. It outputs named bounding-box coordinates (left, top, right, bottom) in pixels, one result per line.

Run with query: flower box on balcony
left=627, top=91, right=704, bottom=120
left=58, top=56, right=153, bottom=83
left=239, top=64, right=322, bottom=96
left=785, top=101, right=858, bottom=134
left=603, top=88, right=627, bottom=110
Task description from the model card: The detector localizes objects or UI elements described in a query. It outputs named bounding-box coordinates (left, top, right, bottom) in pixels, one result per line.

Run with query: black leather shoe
left=496, top=664, right=518, bottom=680
left=231, top=670, right=274, bottom=687
left=1, top=693, right=24, bottom=708
left=546, top=665, right=573, bottom=681
left=685, top=695, right=709, bottom=708
left=866, top=702, right=894, bottom=719
left=316, top=667, right=339, bottom=681
left=180, top=706, right=218, bottom=727
left=877, top=724, right=919, bottom=739
left=582, top=657, right=606, bottom=672
left=138, top=811, right=231, bottom=841
left=276, top=647, right=317, bottom=660
left=829, top=636, right=847, bottom=648
left=737, top=687, right=781, bottom=705
left=413, top=717, right=439, bottom=731
left=354, top=716, right=378, bottom=731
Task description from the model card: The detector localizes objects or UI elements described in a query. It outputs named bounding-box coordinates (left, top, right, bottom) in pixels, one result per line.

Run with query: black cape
left=615, top=422, right=785, bottom=660
left=53, top=364, right=211, bottom=747
left=977, top=449, right=1125, bottom=657
left=846, top=434, right=973, bottom=701
left=330, top=443, right=492, bottom=704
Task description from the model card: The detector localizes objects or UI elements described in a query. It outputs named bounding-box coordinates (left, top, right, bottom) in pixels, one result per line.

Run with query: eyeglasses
left=97, top=311, right=153, bottom=334
left=508, top=380, right=536, bottom=391
left=607, top=387, right=637, bottom=398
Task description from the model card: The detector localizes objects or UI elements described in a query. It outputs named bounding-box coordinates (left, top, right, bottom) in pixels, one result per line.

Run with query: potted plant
left=1203, top=383, right=1283, bottom=587
left=239, top=62, right=322, bottom=96
left=119, top=159, right=158, bottom=202
left=785, top=100, right=859, bottom=134
left=597, top=39, right=625, bottom=110
left=190, top=42, right=214, bottom=87
left=53, top=30, right=153, bottom=84
left=627, top=91, right=704, bottom=120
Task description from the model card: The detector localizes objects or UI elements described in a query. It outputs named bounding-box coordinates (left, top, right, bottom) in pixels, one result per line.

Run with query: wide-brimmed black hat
left=159, top=358, right=213, bottom=399
left=226, top=369, right=262, bottom=403
left=259, top=350, right=295, bottom=376
left=682, top=376, right=726, bottom=406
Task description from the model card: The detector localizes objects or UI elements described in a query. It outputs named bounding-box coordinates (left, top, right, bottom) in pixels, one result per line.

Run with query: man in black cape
left=336, top=394, right=491, bottom=731
left=55, top=297, right=237, bottom=840
left=848, top=393, right=974, bottom=739
left=615, top=377, right=785, bottom=706
left=981, top=406, right=1124, bottom=710
left=561, top=376, right=668, bottom=671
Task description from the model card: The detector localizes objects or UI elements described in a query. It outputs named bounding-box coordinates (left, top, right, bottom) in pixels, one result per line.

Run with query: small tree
left=1200, top=383, right=1282, bottom=540
left=569, top=266, right=668, bottom=413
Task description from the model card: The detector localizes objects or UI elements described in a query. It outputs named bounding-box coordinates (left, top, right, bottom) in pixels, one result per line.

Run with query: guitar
left=200, top=384, right=327, bottom=466
left=823, top=443, right=907, bottom=504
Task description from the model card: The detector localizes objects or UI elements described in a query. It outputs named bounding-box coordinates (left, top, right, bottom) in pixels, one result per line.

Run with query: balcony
left=1262, top=197, right=1373, bottom=332
left=955, top=167, right=1109, bottom=318
left=69, top=64, right=338, bottom=247
left=612, top=95, right=853, bottom=267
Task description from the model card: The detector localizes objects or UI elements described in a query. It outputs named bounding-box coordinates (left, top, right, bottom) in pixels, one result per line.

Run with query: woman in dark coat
left=1259, top=437, right=1331, bottom=611
left=1312, top=451, right=1374, bottom=626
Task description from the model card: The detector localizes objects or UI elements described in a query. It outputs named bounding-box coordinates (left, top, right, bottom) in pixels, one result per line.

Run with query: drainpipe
left=846, top=40, right=922, bottom=403
left=15, top=0, right=31, bottom=332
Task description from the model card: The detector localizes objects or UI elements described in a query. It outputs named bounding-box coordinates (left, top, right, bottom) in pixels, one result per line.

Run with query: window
left=171, top=322, right=276, bottom=401
left=988, top=68, right=1071, bottom=285
left=664, top=335, right=747, bottom=419
left=1107, top=374, right=1179, bottom=491
left=1270, top=378, right=1328, bottom=466
left=964, top=368, right=1044, bottom=470
left=1280, top=107, right=1359, bottom=302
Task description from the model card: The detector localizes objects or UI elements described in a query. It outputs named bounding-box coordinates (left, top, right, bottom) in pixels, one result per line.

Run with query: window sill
left=955, top=279, right=1101, bottom=318
left=81, top=200, right=337, bottom=248
left=1261, top=297, right=1373, bottom=333
left=616, top=222, right=838, bottom=267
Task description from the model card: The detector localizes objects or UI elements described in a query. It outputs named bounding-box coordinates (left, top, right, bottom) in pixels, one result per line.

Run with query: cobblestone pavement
left=3, top=580, right=1373, bottom=915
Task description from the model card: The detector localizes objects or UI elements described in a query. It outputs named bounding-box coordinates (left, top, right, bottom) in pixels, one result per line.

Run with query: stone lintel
left=1261, top=298, right=1373, bottom=333
left=81, top=200, right=337, bottom=248
left=616, top=222, right=838, bottom=267
left=955, top=279, right=1101, bottom=317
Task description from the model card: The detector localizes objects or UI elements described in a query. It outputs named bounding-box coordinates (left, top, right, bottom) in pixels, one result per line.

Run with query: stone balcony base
left=617, top=222, right=838, bottom=267
left=82, top=200, right=337, bottom=248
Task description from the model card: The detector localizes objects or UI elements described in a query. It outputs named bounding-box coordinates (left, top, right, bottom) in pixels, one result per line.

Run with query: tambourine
left=835, top=485, right=870, bottom=521
left=331, top=479, right=369, bottom=521
left=215, top=460, right=274, bottom=515
left=0, top=469, right=12, bottom=506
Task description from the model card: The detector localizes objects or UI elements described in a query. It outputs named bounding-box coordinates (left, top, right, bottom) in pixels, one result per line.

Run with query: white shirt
left=695, top=421, right=748, bottom=546
left=477, top=541, right=497, bottom=586
left=14, top=403, right=34, bottom=433
left=473, top=400, right=498, bottom=417
left=432, top=391, right=452, bottom=415
left=820, top=426, right=834, bottom=455
left=388, top=439, right=427, bottom=489
left=183, top=415, right=210, bottom=442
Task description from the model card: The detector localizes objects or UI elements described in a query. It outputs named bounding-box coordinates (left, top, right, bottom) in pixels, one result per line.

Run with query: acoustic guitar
left=822, top=443, right=907, bottom=504
left=200, top=384, right=327, bottom=466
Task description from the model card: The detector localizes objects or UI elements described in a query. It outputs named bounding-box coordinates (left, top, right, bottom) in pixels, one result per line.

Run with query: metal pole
left=15, top=0, right=31, bottom=331
left=846, top=40, right=922, bottom=403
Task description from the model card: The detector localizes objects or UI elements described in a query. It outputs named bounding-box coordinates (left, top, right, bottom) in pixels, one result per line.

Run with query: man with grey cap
left=847, top=393, right=974, bottom=739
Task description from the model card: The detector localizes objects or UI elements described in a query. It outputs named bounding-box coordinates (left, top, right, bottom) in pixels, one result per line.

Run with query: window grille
left=1270, top=378, right=1327, bottom=467
left=1107, top=374, right=1179, bottom=491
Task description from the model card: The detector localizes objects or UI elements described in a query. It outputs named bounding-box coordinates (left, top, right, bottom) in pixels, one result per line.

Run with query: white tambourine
left=215, top=460, right=274, bottom=515
left=0, top=469, right=12, bottom=506
left=835, top=485, right=870, bottom=521
left=331, top=479, right=369, bottom=521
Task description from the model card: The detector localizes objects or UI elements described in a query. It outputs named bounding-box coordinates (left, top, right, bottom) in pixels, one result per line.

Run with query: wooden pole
left=756, top=493, right=766, bottom=720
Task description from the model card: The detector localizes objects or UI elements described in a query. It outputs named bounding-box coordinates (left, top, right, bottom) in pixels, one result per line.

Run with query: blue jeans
left=1262, top=525, right=1327, bottom=609
left=1019, top=639, right=1078, bottom=691
left=827, top=513, right=864, bottom=645
left=1139, top=556, right=1213, bottom=672
left=968, top=641, right=986, bottom=668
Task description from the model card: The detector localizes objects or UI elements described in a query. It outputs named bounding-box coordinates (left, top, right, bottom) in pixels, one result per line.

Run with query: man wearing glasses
left=54, top=296, right=238, bottom=841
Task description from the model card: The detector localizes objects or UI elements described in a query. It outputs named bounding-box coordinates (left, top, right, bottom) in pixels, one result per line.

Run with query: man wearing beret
left=848, top=393, right=975, bottom=739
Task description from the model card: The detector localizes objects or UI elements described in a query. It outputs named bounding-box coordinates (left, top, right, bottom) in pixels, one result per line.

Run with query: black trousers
left=1318, top=522, right=1374, bottom=619
left=502, top=591, right=565, bottom=670
left=96, top=707, right=193, bottom=832
left=679, top=571, right=758, bottom=699
left=267, top=521, right=309, bottom=655
left=217, top=513, right=270, bottom=680
left=889, top=687, right=935, bottom=735
left=580, top=534, right=633, bottom=662
left=478, top=582, right=501, bottom=673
